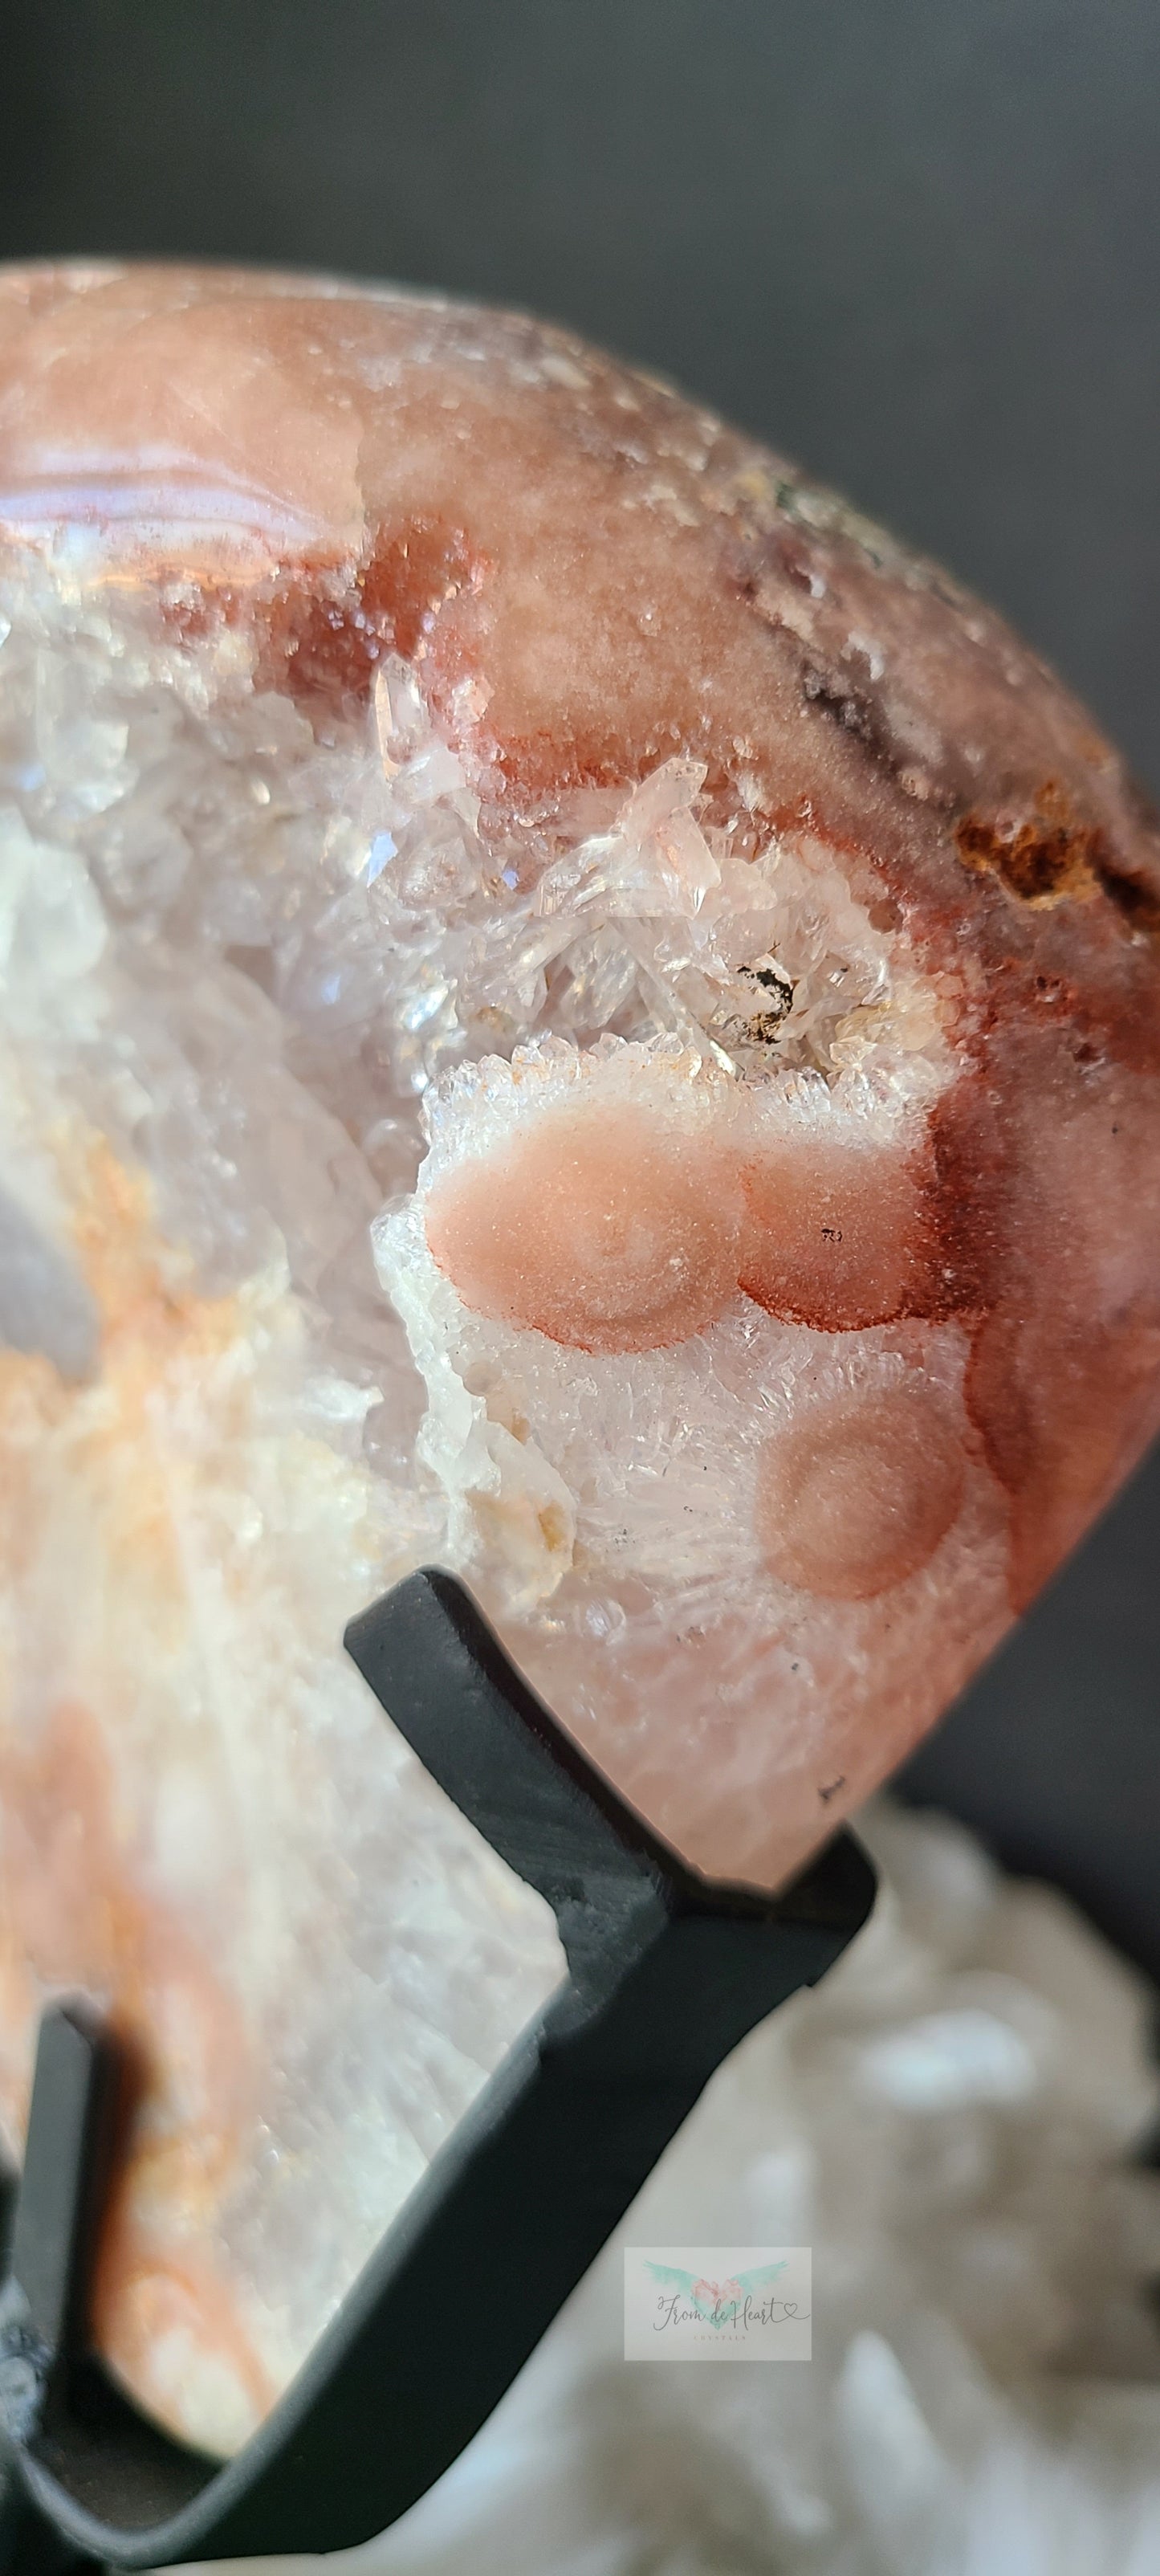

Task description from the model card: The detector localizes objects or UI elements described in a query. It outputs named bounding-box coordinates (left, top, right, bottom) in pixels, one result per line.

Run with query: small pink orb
left=740, top=1140, right=934, bottom=1331
left=424, top=1101, right=743, bottom=1352
left=756, top=1388, right=966, bottom=1600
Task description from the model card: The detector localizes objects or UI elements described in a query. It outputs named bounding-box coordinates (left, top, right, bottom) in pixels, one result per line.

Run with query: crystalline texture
left=0, top=261, right=1158, bottom=2452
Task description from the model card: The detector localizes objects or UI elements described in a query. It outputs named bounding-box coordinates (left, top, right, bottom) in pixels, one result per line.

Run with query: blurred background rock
left=2, top=0, right=1157, bottom=1979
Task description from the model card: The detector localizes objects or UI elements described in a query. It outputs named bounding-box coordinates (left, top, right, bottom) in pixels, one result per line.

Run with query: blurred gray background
left=2, top=0, right=1157, bottom=1978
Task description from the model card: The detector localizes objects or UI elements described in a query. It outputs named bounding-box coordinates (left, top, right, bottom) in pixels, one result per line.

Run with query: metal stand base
left=0, top=1569, right=876, bottom=2568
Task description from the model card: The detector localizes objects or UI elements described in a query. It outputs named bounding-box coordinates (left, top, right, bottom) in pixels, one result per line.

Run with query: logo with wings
left=645, top=2257, right=788, bottom=2327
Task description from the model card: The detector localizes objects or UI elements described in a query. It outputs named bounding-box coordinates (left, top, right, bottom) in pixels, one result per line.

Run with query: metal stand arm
left=0, top=1569, right=876, bottom=2569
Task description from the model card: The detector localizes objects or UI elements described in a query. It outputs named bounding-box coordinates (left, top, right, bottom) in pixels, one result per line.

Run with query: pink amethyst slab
left=0, top=260, right=1158, bottom=2451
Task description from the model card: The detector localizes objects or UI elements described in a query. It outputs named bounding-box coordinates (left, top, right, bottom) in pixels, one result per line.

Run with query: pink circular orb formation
left=424, top=1102, right=743, bottom=1354
left=756, top=1390, right=966, bottom=1600
left=739, top=1137, right=936, bottom=1331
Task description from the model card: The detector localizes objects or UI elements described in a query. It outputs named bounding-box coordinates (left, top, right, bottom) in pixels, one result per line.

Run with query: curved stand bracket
left=0, top=1568, right=876, bottom=2569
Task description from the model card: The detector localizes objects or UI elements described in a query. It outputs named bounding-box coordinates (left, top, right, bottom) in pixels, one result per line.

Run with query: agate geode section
left=0, top=263, right=1158, bottom=2452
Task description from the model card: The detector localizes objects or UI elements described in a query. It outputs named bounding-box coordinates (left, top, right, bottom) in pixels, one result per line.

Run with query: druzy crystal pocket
left=0, top=262, right=1158, bottom=2450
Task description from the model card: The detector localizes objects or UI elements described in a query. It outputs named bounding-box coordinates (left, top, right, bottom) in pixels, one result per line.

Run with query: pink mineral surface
left=0, top=261, right=1158, bottom=2452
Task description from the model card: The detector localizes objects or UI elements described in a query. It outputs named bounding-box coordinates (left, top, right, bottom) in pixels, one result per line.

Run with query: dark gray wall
left=2, top=0, right=1158, bottom=1975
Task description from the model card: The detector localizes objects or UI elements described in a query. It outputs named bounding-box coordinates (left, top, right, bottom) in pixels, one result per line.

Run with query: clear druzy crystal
left=0, top=263, right=1158, bottom=2450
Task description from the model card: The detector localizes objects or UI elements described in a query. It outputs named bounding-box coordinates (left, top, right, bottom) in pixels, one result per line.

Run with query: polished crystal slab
left=0, top=262, right=1158, bottom=2450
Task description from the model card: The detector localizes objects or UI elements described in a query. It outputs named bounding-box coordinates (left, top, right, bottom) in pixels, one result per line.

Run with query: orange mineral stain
left=0, top=1139, right=278, bottom=2443
left=0, top=1694, right=271, bottom=2433
left=92, top=2239, right=277, bottom=2451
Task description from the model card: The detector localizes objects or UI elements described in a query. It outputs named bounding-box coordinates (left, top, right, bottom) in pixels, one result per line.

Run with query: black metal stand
left=0, top=1567, right=876, bottom=2570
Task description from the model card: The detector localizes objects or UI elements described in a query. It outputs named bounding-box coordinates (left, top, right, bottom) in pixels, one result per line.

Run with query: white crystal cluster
left=0, top=560, right=991, bottom=1889
left=0, top=565, right=944, bottom=1374
left=320, top=1804, right=1160, bottom=2576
